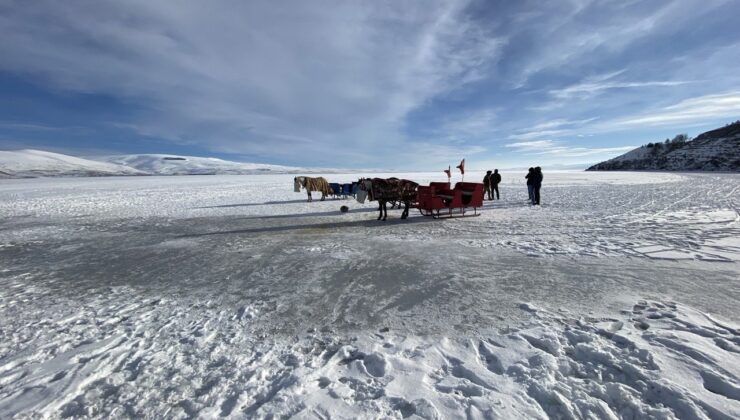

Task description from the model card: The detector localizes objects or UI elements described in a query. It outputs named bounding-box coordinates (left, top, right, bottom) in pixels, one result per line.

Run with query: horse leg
left=382, top=202, right=388, bottom=221
left=320, top=191, right=326, bottom=201
left=307, top=191, right=312, bottom=202
left=401, top=201, right=409, bottom=219
left=377, top=201, right=383, bottom=220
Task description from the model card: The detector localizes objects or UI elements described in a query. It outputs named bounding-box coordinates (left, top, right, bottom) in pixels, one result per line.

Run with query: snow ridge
left=0, top=149, right=146, bottom=178
left=100, top=154, right=327, bottom=176
left=0, top=150, right=351, bottom=178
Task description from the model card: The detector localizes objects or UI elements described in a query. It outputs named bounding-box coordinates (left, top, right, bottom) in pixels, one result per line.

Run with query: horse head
left=294, top=176, right=304, bottom=193
left=355, top=178, right=372, bottom=203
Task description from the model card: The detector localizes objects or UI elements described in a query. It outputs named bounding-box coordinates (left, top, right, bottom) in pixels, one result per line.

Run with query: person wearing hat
left=483, top=170, right=493, bottom=200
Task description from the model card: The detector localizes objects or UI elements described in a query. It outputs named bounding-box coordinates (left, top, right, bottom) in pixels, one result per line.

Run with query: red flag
left=456, top=159, right=465, bottom=175
left=443, top=166, right=451, bottom=178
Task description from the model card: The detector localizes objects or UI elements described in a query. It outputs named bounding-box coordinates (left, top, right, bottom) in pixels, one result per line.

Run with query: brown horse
left=356, top=177, right=418, bottom=220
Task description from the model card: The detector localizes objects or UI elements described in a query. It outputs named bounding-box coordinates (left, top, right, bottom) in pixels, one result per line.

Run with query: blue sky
left=1, top=0, right=739, bottom=170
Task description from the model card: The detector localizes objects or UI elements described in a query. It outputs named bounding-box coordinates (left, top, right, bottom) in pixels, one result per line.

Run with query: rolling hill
left=587, top=121, right=740, bottom=172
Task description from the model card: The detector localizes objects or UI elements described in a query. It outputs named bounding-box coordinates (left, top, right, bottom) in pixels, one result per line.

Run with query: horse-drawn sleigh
left=356, top=178, right=485, bottom=220
left=296, top=175, right=485, bottom=220
left=416, top=182, right=485, bottom=218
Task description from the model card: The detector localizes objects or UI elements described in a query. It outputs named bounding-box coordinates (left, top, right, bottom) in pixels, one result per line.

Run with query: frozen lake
left=1, top=171, right=739, bottom=418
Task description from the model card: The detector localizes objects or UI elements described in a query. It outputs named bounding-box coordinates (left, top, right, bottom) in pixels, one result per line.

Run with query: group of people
left=525, top=167, right=543, bottom=205
left=482, top=169, right=501, bottom=200
left=483, top=167, right=543, bottom=205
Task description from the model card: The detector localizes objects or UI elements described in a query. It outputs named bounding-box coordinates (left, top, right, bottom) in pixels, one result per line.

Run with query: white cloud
left=508, top=0, right=726, bottom=88
left=505, top=140, right=556, bottom=149
left=550, top=78, right=696, bottom=100
left=540, top=145, right=636, bottom=157
left=508, top=118, right=599, bottom=141
left=0, top=0, right=504, bottom=166
left=505, top=139, right=634, bottom=158
left=616, top=91, right=740, bottom=127
left=438, top=108, right=499, bottom=138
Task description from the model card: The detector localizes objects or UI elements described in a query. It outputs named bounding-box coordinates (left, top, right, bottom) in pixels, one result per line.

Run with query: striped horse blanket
left=295, top=176, right=331, bottom=195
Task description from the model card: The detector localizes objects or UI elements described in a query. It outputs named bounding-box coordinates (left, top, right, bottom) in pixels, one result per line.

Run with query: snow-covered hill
left=588, top=121, right=740, bottom=171
left=0, top=149, right=146, bottom=178
left=101, top=154, right=347, bottom=176
left=0, top=150, right=352, bottom=178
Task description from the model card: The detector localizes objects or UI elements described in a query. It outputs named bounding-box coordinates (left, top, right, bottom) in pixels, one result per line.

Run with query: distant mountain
left=0, top=149, right=146, bottom=178
left=587, top=121, right=740, bottom=172
left=100, top=154, right=345, bottom=175
left=0, top=150, right=354, bottom=178
left=101, top=154, right=302, bottom=176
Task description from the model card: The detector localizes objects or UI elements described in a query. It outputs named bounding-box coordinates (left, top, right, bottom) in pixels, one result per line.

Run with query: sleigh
left=416, top=182, right=484, bottom=218
left=328, top=183, right=357, bottom=199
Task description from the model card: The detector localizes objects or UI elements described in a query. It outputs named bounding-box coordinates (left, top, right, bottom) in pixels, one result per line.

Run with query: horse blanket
left=357, top=178, right=418, bottom=203
left=295, top=176, right=331, bottom=195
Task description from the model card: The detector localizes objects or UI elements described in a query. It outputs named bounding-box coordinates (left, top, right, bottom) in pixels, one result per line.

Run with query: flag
left=456, top=159, right=465, bottom=175
left=443, top=166, right=451, bottom=178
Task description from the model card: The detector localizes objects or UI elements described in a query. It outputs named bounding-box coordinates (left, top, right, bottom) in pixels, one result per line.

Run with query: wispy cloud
left=616, top=91, right=740, bottom=127
left=505, top=140, right=634, bottom=158
left=505, top=140, right=556, bottom=150
left=509, top=118, right=599, bottom=141
left=550, top=77, right=696, bottom=100
left=1, top=0, right=739, bottom=168
left=0, top=0, right=504, bottom=166
left=443, top=109, right=499, bottom=136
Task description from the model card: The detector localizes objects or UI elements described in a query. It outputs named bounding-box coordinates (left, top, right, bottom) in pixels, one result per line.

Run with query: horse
left=294, top=176, right=331, bottom=202
left=356, top=177, right=419, bottom=220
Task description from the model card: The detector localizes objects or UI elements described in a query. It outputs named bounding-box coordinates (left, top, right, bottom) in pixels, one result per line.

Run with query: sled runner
left=416, top=182, right=484, bottom=218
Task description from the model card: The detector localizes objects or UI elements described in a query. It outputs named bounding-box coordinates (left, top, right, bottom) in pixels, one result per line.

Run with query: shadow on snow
left=181, top=215, right=439, bottom=237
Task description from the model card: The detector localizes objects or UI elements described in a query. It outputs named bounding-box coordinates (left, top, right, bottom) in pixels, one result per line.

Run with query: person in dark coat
left=491, top=169, right=501, bottom=200
left=525, top=167, right=535, bottom=205
left=533, top=166, right=543, bottom=205
left=483, top=170, right=493, bottom=200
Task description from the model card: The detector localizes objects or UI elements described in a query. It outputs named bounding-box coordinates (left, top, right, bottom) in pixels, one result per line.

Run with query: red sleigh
left=416, top=182, right=484, bottom=218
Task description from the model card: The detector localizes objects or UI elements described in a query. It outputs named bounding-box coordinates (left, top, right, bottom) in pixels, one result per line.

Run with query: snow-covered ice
left=0, top=171, right=738, bottom=418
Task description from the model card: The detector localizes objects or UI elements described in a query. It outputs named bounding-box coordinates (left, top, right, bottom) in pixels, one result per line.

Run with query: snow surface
left=0, top=171, right=738, bottom=418
left=101, top=154, right=350, bottom=176
left=0, top=150, right=146, bottom=178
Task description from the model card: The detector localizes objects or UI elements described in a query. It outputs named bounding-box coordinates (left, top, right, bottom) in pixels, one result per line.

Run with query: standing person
left=525, top=167, right=535, bottom=205
left=483, top=170, right=493, bottom=200
left=491, top=169, right=501, bottom=200
left=533, top=166, right=543, bottom=205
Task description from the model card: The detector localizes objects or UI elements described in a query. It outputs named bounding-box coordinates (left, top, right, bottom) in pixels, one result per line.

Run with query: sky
left=1, top=0, right=739, bottom=170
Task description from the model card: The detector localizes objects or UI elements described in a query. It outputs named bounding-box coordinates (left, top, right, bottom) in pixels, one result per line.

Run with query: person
left=491, top=169, right=501, bottom=200
left=533, top=166, right=543, bottom=205
left=525, top=167, right=535, bottom=205
left=483, top=170, right=493, bottom=200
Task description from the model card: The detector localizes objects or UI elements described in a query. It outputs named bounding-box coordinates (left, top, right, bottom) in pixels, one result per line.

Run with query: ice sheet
left=0, top=171, right=738, bottom=418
